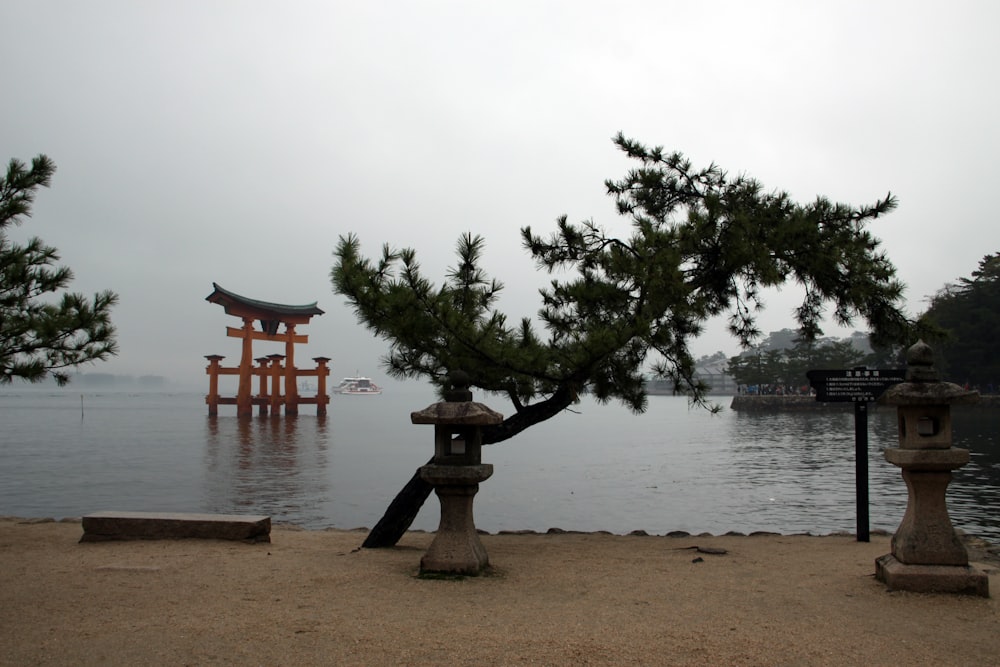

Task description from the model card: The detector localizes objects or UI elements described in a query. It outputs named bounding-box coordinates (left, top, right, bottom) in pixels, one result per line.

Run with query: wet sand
left=1, top=518, right=998, bottom=666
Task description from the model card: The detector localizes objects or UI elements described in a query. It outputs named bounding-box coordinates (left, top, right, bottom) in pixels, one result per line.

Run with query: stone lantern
left=875, top=340, right=988, bottom=596
left=411, top=371, right=503, bottom=575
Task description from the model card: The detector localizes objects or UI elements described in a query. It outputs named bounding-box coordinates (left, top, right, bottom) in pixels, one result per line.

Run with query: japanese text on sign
left=806, top=369, right=906, bottom=403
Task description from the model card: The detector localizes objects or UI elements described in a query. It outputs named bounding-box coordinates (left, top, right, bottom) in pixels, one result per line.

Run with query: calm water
left=2, top=385, right=999, bottom=540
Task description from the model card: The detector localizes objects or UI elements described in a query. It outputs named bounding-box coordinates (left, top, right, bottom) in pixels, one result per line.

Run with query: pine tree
left=333, top=134, right=913, bottom=546
left=921, top=253, right=1000, bottom=387
left=0, top=155, right=118, bottom=385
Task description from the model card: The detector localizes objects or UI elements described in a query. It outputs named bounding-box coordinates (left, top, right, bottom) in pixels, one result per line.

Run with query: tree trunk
left=360, top=387, right=576, bottom=548
left=361, top=457, right=435, bottom=548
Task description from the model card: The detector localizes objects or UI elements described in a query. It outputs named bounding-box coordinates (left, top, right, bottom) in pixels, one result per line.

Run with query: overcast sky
left=2, top=1, right=997, bottom=388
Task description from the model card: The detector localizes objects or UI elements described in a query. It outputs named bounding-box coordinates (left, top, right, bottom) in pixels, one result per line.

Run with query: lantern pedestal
left=419, top=464, right=493, bottom=575
left=884, top=450, right=969, bottom=566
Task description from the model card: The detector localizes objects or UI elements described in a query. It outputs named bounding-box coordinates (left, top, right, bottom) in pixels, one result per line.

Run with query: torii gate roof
left=205, top=283, right=324, bottom=324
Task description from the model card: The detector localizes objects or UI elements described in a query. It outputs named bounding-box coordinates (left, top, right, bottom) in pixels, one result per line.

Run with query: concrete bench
left=80, top=511, right=271, bottom=543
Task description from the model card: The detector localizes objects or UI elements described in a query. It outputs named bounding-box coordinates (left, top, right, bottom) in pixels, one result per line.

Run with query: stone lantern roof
left=878, top=340, right=979, bottom=406
left=410, top=401, right=504, bottom=426
left=410, top=370, right=504, bottom=425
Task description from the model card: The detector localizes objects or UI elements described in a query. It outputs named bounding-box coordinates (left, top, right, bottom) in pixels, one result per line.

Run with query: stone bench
left=80, top=511, right=271, bottom=543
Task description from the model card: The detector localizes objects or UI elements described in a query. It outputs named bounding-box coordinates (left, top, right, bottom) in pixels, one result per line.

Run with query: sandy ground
left=1, top=518, right=999, bottom=666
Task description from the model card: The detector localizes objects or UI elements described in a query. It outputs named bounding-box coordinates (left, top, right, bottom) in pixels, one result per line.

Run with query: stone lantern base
left=876, top=555, right=989, bottom=597
left=419, top=464, right=493, bottom=576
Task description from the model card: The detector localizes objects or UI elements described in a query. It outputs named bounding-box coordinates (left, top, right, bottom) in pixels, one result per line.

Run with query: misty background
left=2, top=1, right=997, bottom=389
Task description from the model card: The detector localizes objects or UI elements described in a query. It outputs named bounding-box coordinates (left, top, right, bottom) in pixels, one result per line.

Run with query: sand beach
left=1, top=517, right=998, bottom=666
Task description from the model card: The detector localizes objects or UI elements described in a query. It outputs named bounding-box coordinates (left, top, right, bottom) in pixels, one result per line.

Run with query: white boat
left=333, top=376, right=382, bottom=395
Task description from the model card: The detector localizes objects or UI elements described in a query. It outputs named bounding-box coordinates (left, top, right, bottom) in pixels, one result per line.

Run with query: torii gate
left=204, top=283, right=330, bottom=417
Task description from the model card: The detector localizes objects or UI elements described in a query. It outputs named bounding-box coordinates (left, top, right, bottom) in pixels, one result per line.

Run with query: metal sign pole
left=854, top=401, right=870, bottom=542
left=806, top=367, right=905, bottom=543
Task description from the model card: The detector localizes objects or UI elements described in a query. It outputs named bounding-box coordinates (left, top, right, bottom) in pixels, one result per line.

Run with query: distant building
left=645, top=359, right=737, bottom=396
left=693, top=360, right=738, bottom=394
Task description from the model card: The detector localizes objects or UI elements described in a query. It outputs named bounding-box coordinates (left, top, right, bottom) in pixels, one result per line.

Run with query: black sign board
left=806, top=368, right=906, bottom=403
left=805, top=367, right=905, bottom=543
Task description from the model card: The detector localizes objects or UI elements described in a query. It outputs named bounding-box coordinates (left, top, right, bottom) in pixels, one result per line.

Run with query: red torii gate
left=204, top=283, right=330, bottom=417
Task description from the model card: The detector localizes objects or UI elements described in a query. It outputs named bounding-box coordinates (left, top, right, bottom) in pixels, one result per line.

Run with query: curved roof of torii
left=205, top=283, right=324, bottom=323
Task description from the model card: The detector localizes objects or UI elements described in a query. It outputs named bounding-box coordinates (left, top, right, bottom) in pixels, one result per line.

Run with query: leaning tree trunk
left=361, top=457, right=435, bottom=548
left=360, top=386, right=576, bottom=548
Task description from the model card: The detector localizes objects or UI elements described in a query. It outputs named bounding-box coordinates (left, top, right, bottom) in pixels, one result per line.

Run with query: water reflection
left=724, top=407, right=1000, bottom=539
left=949, top=408, right=1000, bottom=538
left=203, top=415, right=330, bottom=525
left=726, top=409, right=908, bottom=535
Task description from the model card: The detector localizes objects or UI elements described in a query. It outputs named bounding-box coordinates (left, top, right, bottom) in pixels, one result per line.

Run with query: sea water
left=1, top=385, right=998, bottom=539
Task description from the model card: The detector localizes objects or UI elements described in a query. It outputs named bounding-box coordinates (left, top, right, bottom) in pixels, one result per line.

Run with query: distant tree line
left=724, top=331, right=880, bottom=391
left=725, top=252, right=1000, bottom=393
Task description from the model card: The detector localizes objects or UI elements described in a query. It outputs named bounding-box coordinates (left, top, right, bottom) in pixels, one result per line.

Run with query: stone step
left=80, top=511, right=271, bottom=543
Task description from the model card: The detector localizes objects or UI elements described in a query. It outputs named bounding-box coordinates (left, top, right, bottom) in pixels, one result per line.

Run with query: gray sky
left=2, top=1, right=997, bottom=387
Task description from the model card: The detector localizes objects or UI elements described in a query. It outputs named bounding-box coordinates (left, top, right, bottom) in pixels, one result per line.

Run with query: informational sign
left=805, top=367, right=905, bottom=543
left=806, top=368, right=906, bottom=403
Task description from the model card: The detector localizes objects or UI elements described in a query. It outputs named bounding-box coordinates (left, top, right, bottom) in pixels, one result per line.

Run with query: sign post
left=805, top=368, right=906, bottom=542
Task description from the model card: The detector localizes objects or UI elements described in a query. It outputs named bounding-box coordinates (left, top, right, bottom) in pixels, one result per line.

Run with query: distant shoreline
left=731, top=394, right=1000, bottom=411
left=8, top=516, right=998, bottom=552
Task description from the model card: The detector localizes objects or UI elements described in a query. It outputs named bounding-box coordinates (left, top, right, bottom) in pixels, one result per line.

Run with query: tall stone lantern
left=411, top=371, right=503, bottom=576
left=876, top=340, right=988, bottom=596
